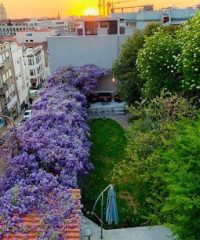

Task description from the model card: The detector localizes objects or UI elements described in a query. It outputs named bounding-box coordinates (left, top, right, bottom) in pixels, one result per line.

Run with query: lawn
left=80, top=118, right=128, bottom=228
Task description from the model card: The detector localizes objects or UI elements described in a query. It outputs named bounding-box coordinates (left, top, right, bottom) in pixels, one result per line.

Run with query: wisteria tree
left=0, top=64, right=107, bottom=239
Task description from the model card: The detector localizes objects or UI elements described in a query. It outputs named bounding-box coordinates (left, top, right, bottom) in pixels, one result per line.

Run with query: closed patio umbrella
left=91, top=184, right=119, bottom=239
left=106, top=186, right=119, bottom=225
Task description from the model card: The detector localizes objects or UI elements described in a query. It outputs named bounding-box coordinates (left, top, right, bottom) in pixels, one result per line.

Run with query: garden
left=80, top=119, right=128, bottom=228
left=0, top=11, right=199, bottom=240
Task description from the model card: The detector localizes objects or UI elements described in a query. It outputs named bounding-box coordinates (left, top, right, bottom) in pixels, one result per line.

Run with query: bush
left=137, top=31, right=180, bottom=99
left=112, top=23, right=162, bottom=104
left=159, top=119, right=200, bottom=240
left=176, top=12, right=200, bottom=97
left=112, top=93, right=197, bottom=226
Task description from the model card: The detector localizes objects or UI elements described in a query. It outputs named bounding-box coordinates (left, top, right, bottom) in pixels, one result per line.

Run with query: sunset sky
left=2, top=0, right=200, bottom=18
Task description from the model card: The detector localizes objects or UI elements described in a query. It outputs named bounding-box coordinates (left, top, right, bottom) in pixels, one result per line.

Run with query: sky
left=2, top=0, right=200, bottom=18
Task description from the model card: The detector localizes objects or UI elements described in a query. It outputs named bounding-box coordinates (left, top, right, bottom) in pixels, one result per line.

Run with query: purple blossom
left=0, top=64, right=106, bottom=239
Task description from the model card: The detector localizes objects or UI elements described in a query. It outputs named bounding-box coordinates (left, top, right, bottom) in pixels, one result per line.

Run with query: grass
left=80, top=118, right=127, bottom=228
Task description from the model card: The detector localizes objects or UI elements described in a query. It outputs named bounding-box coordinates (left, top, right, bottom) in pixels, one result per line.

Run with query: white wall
left=11, top=42, right=29, bottom=109
left=48, top=35, right=128, bottom=73
left=16, top=30, right=53, bottom=43
left=24, top=47, right=46, bottom=88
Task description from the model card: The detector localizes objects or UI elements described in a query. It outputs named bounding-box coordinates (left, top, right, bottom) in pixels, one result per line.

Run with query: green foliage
left=112, top=30, right=144, bottom=104
left=111, top=93, right=197, bottom=227
left=176, top=12, right=200, bottom=96
left=80, top=119, right=128, bottom=227
left=137, top=31, right=180, bottom=99
left=159, top=119, right=200, bottom=240
left=131, top=91, right=196, bottom=123
left=112, top=23, right=162, bottom=104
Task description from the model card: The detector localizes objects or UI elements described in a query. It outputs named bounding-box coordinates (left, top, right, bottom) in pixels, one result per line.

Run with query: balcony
left=0, top=88, right=4, bottom=96
left=0, top=61, right=4, bottom=69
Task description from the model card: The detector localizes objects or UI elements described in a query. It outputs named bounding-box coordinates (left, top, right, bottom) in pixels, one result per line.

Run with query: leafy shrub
left=112, top=93, right=197, bottom=226
left=137, top=31, right=180, bottom=99
left=159, top=119, right=200, bottom=240
left=176, top=12, right=200, bottom=96
left=112, top=23, right=162, bottom=104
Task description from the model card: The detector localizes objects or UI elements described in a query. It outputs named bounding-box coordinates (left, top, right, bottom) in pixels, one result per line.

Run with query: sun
left=83, top=7, right=98, bottom=16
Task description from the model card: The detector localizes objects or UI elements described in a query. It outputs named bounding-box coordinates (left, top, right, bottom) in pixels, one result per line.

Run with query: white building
left=24, top=45, right=46, bottom=89
left=0, top=18, right=67, bottom=37
left=110, top=6, right=199, bottom=30
left=0, top=42, right=20, bottom=117
left=36, top=19, right=68, bottom=35
left=10, top=42, right=29, bottom=110
left=0, top=19, right=34, bottom=37
left=16, top=28, right=54, bottom=44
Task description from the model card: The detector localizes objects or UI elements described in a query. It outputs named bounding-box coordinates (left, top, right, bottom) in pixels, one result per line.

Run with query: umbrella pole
left=100, top=194, right=104, bottom=239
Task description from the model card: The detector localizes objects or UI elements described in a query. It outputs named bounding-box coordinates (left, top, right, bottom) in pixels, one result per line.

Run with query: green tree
left=137, top=31, right=180, bottom=100
left=112, top=23, right=162, bottom=104
left=177, top=12, right=200, bottom=97
left=112, top=92, right=196, bottom=225
left=112, top=30, right=144, bottom=104
left=160, top=119, right=200, bottom=240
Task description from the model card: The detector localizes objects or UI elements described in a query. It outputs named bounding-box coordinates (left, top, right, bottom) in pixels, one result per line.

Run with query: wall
left=16, top=30, right=53, bottom=43
left=48, top=35, right=128, bottom=73
left=24, top=47, right=46, bottom=88
left=94, top=74, right=117, bottom=92
left=11, top=42, right=29, bottom=109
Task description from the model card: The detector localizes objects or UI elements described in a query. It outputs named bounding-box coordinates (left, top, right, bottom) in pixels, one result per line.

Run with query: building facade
left=110, top=6, right=200, bottom=31
left=10, top=42, right=29, bottom=110
left=0, top=42, right=19, bottom=117
left=0, top=18, right=68, bottom=37
left=24, top=46, right=46, bottom=89
left=16, top=28, right=54, bottom=43
left=0, top=19, right=34, bottom=37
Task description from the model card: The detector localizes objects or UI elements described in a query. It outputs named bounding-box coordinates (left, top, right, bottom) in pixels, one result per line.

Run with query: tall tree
left=137, top=30, right=180, bottom=100
left=112, top=23, right=162, bottom=105
left=176, top=12, right=200, bottom=98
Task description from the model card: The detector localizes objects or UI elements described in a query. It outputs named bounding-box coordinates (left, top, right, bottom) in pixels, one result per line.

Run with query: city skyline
left=1, top=0, right=200, bottom=18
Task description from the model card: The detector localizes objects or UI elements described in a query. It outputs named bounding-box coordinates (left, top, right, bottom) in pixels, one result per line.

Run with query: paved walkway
left=81, top=216, right=174, bottom=240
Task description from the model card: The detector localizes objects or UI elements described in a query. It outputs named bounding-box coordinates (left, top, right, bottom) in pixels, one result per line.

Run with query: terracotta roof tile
left=3, top=189, right=81, bottom=240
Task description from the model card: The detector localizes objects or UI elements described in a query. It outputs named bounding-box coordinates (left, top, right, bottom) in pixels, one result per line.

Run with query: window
left=6, top=71, right=9, bottom=79
left=30, top=70, right=35, bottom=76
left=3, top=74, right=6, bottom=83
left=28, top=58, right=34, bottom=65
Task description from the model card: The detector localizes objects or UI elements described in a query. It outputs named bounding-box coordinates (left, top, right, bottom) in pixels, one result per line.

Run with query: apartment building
left=110, top=5, right=200, bottom=31
left=10, top=42, right=29, bottom=110
left=16, top=28, right=54, bottom=43
left=0, top=18, right=68, bottom=37
left=0, top=19, right=34, bottom=37
left=0, top=42, right=19, bottom=117
left=24, top=45, right=46, bottom=89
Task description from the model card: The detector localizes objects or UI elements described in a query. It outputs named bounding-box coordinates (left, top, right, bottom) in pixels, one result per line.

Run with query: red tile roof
left=3, top=189, right=81, bottom=240
left=0, top=36, right=16, bottom=42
